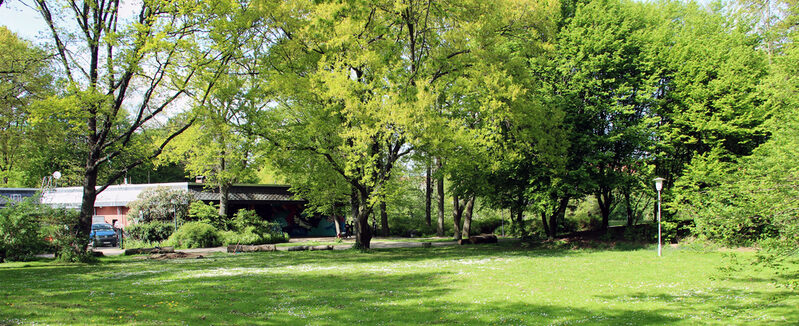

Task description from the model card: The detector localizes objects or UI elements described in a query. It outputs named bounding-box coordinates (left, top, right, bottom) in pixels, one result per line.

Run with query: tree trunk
left=461, top=196, right=475, bottom=239
left=512, top=196, right=526, bottom=236
left=77, top=165, right=99, bottom=253
left=380, top=201, right=389, bottom=236
left=219, top=182, right=230, bottom=218
left=548, top=196, right=570, bottom=239
left=452, top=195, right=463, bottom=240
left=425, top=160, right=432, bottom=227
left=354, top=207, right=373, bottom=249
left=540, top=212, right=551, bottom=238
left=435, top=157, right=444, bottom=236
left=333, top=204, right=342, bottom=236
left=596, top=189, right=613, bottom=233
left=353, top=190, right=373, bottom=249
left=624, top=189, right=634, bottom=227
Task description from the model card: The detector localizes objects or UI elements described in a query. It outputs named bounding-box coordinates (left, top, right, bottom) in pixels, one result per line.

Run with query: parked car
left=90, top=223, right=118, bottom=247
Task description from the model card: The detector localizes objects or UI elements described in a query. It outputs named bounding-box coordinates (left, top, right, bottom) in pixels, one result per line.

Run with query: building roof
left=39, top=182, right=303, bottom=208
left=188, top=183, right=303, bottom=203
left=41, top=182, right=188, bottom=208
left=0, top=188, right=39, bottom=207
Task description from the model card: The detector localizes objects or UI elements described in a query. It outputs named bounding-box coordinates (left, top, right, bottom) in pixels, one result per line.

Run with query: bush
left=40, top=207, right=84, bottom=262
left=188, top=201, right=229, bottom=230
left=219, top=229, right=261, bottom=245
left=470, top=216, right=503, bottom=235
left=0, top=197, right=48, bottom=262
left=122, top=239, right=165, bottom=250
left=166, top=222, right=221, bottom=249
left=127, top=221, right=175, bottom=243
left=127, top=186, right=193, bottom=224
left=219, top=209, right=289, bottom=245
left=388, top=214, right=449, bottom=237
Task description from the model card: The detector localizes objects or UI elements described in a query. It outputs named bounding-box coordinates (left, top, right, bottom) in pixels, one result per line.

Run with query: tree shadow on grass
left=1, top=264, right=683, bottom=325
left=598, top=287, right=799, bottom=324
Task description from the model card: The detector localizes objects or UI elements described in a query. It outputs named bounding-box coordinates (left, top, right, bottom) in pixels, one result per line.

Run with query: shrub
left=219, top=227, right=291, bottom=246
left=40, top=207, right=83, bottom=262
left=219, top=229, right=261, bottom=245
left=0, top=197, right=48, bottom=262
left=122, top=239, right=165, bottom=250
left=127, top=187, right=193, bottom=224
left=166, top=222, right=220, bottom=249
left=222, top=209, right=289, bottom=245
left=388, top=214, right=447, bottom=237
left=470, top=217, right=503, bottom=235
left=127, top=221, right=175, bottom=243
left=188, top=201, right=229, bottom=230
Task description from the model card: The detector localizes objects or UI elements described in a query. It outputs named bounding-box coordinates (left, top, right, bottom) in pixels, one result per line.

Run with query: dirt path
left=96, top=237, right=475, bottom=256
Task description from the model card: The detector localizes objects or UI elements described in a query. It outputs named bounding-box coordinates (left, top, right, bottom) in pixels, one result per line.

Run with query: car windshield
left=92, top=224, right=113, bottom=231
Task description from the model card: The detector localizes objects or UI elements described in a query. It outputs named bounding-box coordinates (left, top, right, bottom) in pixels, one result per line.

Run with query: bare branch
left=96, top=117, right=196, bottom=194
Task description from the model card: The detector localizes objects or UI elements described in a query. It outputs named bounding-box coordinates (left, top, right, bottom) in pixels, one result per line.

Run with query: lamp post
left=52, top=171, right=61, bottom=188
left=170, top=198, right=178, bottom=231
left=654, top=177, right=665, bottom=257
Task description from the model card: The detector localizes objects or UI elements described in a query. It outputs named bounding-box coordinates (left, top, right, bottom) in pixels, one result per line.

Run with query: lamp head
left=654, top=177, right=665, bottom=192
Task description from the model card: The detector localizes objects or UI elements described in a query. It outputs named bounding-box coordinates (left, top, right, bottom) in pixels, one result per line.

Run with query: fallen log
left=421, top=242, right=432, bottom=248
left=309, top=245, right=333, bottom=251
left=286, top=245, right=309, bottom=251
left=470, top=234, right=498, bottom=244
left=149, top=252, right=203, bottom=260
left=458, top=234, right=498, bottom=245
left=124, top=246, right=175, bottom=255
left=226, top=244, right=277, bottom=253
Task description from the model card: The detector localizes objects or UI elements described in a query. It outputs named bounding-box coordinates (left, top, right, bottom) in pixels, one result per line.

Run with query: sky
left=1, top=0, right=719, bottom=44
left=0, top=0, right=141, bottom=43
left=0, top=1, right=48, bottom=43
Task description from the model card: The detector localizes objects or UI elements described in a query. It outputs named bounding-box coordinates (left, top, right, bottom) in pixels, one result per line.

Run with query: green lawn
left=0, top=243, right=796, bottom=325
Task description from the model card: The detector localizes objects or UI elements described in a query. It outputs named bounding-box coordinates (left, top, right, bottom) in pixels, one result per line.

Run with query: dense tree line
left=0, top=0, right=795, bottom=255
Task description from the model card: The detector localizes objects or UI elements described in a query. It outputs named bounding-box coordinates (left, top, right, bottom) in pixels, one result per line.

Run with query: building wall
left=94, top=206, right=130, bottom=228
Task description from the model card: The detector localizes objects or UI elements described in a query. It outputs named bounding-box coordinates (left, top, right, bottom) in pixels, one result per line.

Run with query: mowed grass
left=0, top=243, right=796, bottom=325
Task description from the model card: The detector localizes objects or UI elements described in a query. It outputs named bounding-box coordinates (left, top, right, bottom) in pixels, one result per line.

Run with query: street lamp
left=170, top=198, right=178, bottom=231
left=654, top=177, right=665, bottom=257
left=52, top=171, right=61, bottom=188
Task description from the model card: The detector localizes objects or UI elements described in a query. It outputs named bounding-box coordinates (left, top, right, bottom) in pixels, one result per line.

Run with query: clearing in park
left=0, top=242, right=797, bottom=325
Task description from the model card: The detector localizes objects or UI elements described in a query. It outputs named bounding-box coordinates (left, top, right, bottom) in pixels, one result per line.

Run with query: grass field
left=0, top=243, right=796, bottom=325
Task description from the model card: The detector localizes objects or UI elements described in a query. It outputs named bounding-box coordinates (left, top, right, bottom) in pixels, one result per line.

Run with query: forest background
left=0, top=0, right=796, bottom=261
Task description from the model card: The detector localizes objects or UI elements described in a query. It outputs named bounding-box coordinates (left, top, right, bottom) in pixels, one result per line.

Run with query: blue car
left=90, top=223, right=118, bottom=247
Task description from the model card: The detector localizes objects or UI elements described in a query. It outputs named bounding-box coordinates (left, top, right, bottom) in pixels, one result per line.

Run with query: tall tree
left=255, top=0, right=555, bottom=248
left=649, top=1, right=769, bottom=217
left=554, top=0, right=658, bottom=233
left=29, top=0, right=240, bottom=256
left=0, top=27, right=53, bottom=186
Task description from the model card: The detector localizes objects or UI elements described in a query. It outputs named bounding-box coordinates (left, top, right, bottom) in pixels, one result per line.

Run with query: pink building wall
left=94, top=206, right=130, bottom=228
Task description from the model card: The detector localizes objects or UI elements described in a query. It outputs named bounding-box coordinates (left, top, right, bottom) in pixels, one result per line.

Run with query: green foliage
left=0, top=27, right=55, bottom=187
left=188, top=201, right=227, bottom=230
left=228, top=209, right=289, bottom=245
left=387, top=214, right=444, bottom=238
left=127, top=187, right=194, bottom=224
left=166, top=222, right=221, bottom=249
left=0, top=197, right=48, bottom=262
left=0, top=195, right=86, bottom=262
left=219, top=227, right=289, bottom=246
left=39, top=207, right=86, bottom=263
left=121, top=239, right=165, bottom=250
left=470, top=217, right=504, bottom=235
left=126, top=222, right=175, bottom=243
